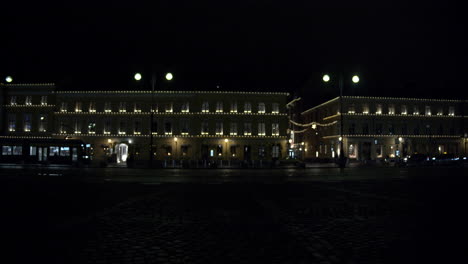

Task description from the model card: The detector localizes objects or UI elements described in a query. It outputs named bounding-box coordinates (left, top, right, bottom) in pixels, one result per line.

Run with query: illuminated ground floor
left=304, top=135, right=466, bottom=161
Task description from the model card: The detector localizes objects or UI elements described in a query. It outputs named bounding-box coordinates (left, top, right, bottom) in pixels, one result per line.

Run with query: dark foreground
left=1, top=167, right=467, bottom=264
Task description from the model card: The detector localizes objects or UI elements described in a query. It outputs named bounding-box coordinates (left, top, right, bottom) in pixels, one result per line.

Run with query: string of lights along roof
left=55, top=90, right=289, bottom=95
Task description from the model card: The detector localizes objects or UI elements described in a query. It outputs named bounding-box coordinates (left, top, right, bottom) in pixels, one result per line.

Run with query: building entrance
left=117, top=143, right=128, bottom=163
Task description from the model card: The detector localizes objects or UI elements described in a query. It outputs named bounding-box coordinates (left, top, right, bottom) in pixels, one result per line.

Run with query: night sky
left=1, top=1, right=466, bottom=108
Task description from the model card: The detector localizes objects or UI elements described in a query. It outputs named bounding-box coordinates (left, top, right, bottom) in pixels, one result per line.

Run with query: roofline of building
left=0, top=83, right=55, bottom=86
left=54, top=90, right=290, bottom=96
left=301, top=96, right=467, bottom=115
left=286, top=97, right=301, bottom=107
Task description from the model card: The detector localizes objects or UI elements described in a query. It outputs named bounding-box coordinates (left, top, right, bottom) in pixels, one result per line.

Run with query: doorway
left=117, top=143, right=128, bottom=163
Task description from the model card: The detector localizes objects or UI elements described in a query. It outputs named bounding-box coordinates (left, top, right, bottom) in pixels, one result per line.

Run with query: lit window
left=216, top=122, right=223, bottom=135
left=216, top=102, right=223, bottom=113
left=134, top=102, right=142, bottom=113
left=25, top=96, right=32, bottom=106
left=88, top=122, right=96, bottom=134
left=165, top=102, right=173, bottom=113
left=348, top=104, right=355, bottom=114
left=2, top=146, right=12, bottom=155
left=181, top=102, right=190, bottom=113
left=74, top=119, right=81, bottom=134
left=258, top=123, right=266, bottom=136
left=60, top=122, right=68, bottom=134
left=272, top=103, right=279, bottom=114
left=60, top=102, right=68, bottom=112
left=134, top=121, right=141, bottom=134
left=448, top=106, right=455, bottom=116
left=104, top=120, right=111, bottom=134
left=230, top=102, right=237, bottom=113
left=413, top=105, right=419, bottom=115
left=401, top=105, right=407, bottom=115
left=119, top=102, right=127, bottom=112
left=164, top=121, right=172, bottom=135
left=362, top=104, right=369, bottom=114
left=181, top=120, right=189, bottom=135
left=8, top=114, right=16, bottom=132
left=10, top=96, right=17, bottom=105
left=39, top=115, right=47, bottom=132
left=258, top=103, right=265, bottom=114
left=272, top=123, right=279, bottom=136
left=119, top=121, right=126, bottom=134
left=75, top=102, right=82, bottom=112
left=202, top=102, right=209, bottom=113
left=437, top=107, right=443, bottom=115
left=244, top=102, right=252, bottom=113
left=24, top=114, right=32, bottom=132
left=40, top=96, right=47, bottom=106
left=388, top=104, right=395, bottom=115
left=104, top=102, right=112, bottom=112
left=230, top=122, right=237, bottom=136
left=375, top=104, right=382, bottom=114
left=425, top=105, right=431, bottom=116
left=244, top=122, right=252, bottom=135
left=201, top=121, right=209, bottom=135
left=272, top=145, right=279, bottom=158
left=89, top=101, right=96, bottom=112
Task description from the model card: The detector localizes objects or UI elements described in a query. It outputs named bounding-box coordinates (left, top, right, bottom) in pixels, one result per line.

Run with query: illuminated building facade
left=1, top=83, right=289, bottom=166
left=300, top=96, right=467, bottom=161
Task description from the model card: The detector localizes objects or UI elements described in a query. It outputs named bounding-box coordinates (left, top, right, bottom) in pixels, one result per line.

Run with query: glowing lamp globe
left=352, top=75, right=360, bottom=83
left=322, top=74, right=330, bottom=82
left=134, top=73, right=142, bottom=81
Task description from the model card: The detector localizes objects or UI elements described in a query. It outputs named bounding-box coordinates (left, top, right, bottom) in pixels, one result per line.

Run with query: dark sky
left=1, top=1, right=466, bottom=108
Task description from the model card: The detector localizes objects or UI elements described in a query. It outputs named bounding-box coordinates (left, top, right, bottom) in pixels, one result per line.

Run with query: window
left=30, top=146, right=36, bottom=156
left=348, top=104, right=355, bottom=114
left=272, top=145, right=280, bottom=158
left=413, top=125, right=420, bottom=135
left=215, top=122, right=223, bottom=135
left=389, top=124, right=395, bottom=135
left=181, top=102, right=190, bottom=113
left=75, top=102, right=82, bottom=112
left=348, top=144, right=356, bottom=159
left=258, top=123, right=266, bottom=136
left=258, top=103, right=265, bottom=114
left=39, top=115, right=47, bottom=132
left=2, top=146, right=12, bottom=155
left=362, top=123, right=369, bottom=134
left=104, top=120, right=111, bottom=134
left=202, top=102, right=209, bottom=113
left=230, top=146, right=237, bottom=157
left=376, top=104, right=382, bottom=114
left=119, top=102, right=127, bottom=112
left=258, top=146, right=266, bottom=158
left=8, top=114, right=16, bottom=132
left=349, top=123, right=355, bottom=134
left=134, top=102, right=142, bottom=112
left=60, top=102, right=68, bottom=112
left=437, top=107, right=443, bottom=115
left=13, top=146, right=22, bottom=155
left=10, top=96, right=17, bottom=105
left=89, top=101, right=96, bottom=112
left=164, top=122, right=172, bottom=135
left=24, top=114, right=32, bottom=132
left=388, top=104, right=395, bottom=115
left=74, top=119, right=81, bottom=133
left=216, top=102, right=223, bottom=113
left=230, top=122, right=237, bottom=136
left=165, top=102, right=173, bottom=113
left=151, top=121, right=158, bottom=134
left=134, top=121, right=141, bottom=134
left=60, top=122, right=67, bottom=133
left=25, top=96, right=32, bottom=105
left=230, top=102, right=237, bottom=113
left=152, top=103, right=159, bottom=113
left=104, top=102, right=112, bottom=112
left=119, top=121, right=126, bottom=134
left=272, top=123, right=280, bottom=136
left=413, top=105, right=419, bottom=115
left=50, top=146, right=59, bottom=156
left=375, top=123, right=383, bottom=134
left=244, top=122, right=252, bottom=135
left=88, top=122, right=96, bottom=134
left=438, top=124, right=443, bottom=135
left=60, top=147, right=70, bottom=157
left=362, top=104, right=369, bottom=114
left=425, top=105, right=431, bottom=115
left=448, top=106, right=455, bottom=116
left=244, top=102, right=252, bottom=113
left=402, top=124, right=408, bottom=135
left=201, top=121, right=209, bottom=135
left=272, top=103, right=279, bottom=114
left=181, top=120, right=189, bottom=135
left=401, top=105, right=407, bottom=115
left=425, top=125, right=431, bottom=135
left=40, top=96, right=48, bottom=105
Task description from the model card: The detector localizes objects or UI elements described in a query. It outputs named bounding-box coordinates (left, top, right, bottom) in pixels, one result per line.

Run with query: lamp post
left=135, top=72, right=173, bottom=168
left=323, top=73, right=359, bottom=168
left=224, top=138, right=229, bottom=167
left=174, top=137, right=178, bottom=167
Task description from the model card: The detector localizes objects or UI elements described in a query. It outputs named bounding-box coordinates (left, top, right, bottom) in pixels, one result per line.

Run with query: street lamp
left=135, top=72, right=173, bottom=167
left=5, top=76, right=13, bottom=83
left=323, top=73, right=360, bottom=168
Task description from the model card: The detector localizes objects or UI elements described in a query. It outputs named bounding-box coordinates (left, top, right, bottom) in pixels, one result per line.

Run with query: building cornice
left=322, top=134, right=463, bottom=139
left=55, top=90, right=290, bottom=96
left=53, top=111, right=288, bottom=116
left=52, top=133, right=287, bottom=139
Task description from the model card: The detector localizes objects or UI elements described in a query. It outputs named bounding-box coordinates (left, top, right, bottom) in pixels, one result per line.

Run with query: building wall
left=301, top=96, right=467, bottom=160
